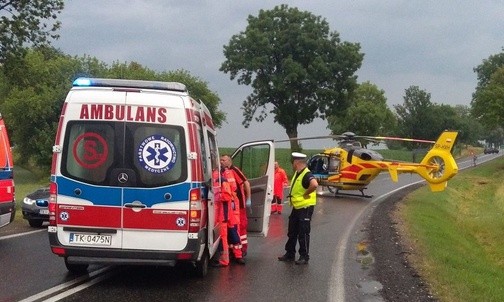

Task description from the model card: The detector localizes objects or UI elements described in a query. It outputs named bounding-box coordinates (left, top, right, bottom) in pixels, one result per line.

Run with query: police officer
left=278, top=152, right=318, bottom=265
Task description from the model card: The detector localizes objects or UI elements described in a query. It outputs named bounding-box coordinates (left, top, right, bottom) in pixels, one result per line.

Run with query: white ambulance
left=48, top=78, right=274, bottom=276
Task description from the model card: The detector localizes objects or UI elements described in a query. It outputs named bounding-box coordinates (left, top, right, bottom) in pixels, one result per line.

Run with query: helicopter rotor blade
left=275, top=133, right=436, bottom=144
left=275, top=135, right=343, bottom=143
left=359, top=136, right=436, bottom=144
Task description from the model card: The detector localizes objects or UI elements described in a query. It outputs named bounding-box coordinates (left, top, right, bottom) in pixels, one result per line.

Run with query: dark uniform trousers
left=285, top=205, right=314, bottom=259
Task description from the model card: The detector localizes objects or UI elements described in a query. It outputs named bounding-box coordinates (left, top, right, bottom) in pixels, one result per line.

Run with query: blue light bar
left=72, top=77, right=187, bottom=92
left=73, top=78, right=92, bottom=86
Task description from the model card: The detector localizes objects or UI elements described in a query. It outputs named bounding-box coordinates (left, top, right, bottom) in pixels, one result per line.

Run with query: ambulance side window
left=62, top=121, right=115, bottom=184
left=233, top=144, right=271, bottom=179
left=130, top=124, right=187, bottom=187
left=207, top=132, right=218, bottom=172
left=198, top=126, right=208, bottom=176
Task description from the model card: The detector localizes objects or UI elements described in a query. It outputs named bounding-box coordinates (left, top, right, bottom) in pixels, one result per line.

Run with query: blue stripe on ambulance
left=55, top=176, right=195, bottom=206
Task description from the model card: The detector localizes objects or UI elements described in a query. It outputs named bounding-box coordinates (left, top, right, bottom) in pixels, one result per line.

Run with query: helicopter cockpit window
left=328, top=156, right=340, bottom=174
left=308, top=156, right=329, bottom=175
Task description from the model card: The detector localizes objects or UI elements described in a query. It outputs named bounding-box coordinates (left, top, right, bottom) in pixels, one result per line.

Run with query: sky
left=52, top=1, right=504, bottom=148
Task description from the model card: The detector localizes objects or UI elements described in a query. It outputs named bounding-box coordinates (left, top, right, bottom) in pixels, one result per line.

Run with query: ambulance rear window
left=61, top=121, right=187, bottom=187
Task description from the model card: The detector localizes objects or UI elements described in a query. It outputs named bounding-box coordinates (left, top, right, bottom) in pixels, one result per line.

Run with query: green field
left=398, top=157, right=504, bottom=301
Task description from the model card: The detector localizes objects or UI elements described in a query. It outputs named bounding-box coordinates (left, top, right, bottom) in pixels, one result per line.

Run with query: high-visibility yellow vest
left=289, top=168, right=316, bottom=209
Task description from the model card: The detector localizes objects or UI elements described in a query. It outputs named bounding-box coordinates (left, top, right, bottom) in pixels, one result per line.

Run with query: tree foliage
left=452, top=105, right=483, bottom=145
left=394, top=86, right=438, bottom=140
left=394, top=86, right=484, bottom=149
left=472, top=49, right=504, bottom=144
left=0, top=0, right=64, bottom=63
left=0, top=49, right=226, bottom=169
left=485, top=127, right=504, bottom=148
left=220, top=4, right=363, bottom=150
left=473, top=48, right=504, bottom=95
left=1, top=47, right=76, bottom=167
left=472, top=66, right=504, bottom=130
left=327, top=81, right=396, bottom=140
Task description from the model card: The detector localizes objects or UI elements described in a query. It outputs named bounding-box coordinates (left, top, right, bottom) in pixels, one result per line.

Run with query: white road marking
left=18, top=267, right=112, bottom=302
left=328, top=180, right=424, bottom=302
left=0, top=229, right=45, bottom=241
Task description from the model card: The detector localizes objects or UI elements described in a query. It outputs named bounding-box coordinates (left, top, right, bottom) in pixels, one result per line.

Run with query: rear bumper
left=48, top=229, right=206, bottom=265
left=21, top=206, right=49, bottom=221
left=0, top=200, right=15, bottom=226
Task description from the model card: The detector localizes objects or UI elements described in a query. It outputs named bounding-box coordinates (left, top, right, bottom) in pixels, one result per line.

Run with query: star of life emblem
left=176, top=217, right=186, bottom=227
left=60, top=211, right=69, bottom=221
left=137, top=135, right=177, bottom=173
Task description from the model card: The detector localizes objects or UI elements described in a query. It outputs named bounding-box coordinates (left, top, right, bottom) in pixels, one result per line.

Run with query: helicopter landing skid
left=334, top=188, right=373, bottom=199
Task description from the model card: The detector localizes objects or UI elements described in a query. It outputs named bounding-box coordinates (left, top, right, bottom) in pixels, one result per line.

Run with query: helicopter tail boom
left=417, top=131, right=459, bottom=191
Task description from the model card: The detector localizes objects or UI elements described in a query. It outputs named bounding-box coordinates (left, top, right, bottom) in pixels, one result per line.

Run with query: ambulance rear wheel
left=194, top=249, right=209, bottom=277
left=64, top=257, right=89, bottom=274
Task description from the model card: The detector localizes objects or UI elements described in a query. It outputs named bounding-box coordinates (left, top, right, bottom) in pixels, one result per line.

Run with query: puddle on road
left=358, top=280, right=383, bottom=294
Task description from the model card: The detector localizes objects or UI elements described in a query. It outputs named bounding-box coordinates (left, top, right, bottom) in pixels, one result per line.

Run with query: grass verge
left=397, top=157, right=504, bottom=302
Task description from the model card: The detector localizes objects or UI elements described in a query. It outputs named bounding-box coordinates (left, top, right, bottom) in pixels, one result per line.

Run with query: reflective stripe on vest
left=290, top=168, right=316, bottom=209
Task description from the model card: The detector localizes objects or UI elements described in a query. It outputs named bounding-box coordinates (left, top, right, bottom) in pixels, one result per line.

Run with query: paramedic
left=278, top=152, right=318, bottom=265
left=272, top=161, right=288, bottom=214
left=220, top=154, right=251, bottom=256
left=212, top=169, right=245, bottom=266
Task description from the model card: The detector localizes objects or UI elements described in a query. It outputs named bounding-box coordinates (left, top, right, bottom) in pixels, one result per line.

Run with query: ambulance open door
left=232, top=141, right=274, bottom=237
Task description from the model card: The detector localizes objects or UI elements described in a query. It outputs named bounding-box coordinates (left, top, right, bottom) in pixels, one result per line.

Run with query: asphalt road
left=0, top=152, right=499, bottom=302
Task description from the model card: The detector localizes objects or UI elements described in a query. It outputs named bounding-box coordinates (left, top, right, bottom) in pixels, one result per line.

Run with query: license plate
left=69, top=233, right=112, bottom=246
left=39, top=209, right=49, bottom=215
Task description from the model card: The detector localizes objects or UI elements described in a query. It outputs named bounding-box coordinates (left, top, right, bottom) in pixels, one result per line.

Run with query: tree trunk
left=286, top=128, right=301, bottom=152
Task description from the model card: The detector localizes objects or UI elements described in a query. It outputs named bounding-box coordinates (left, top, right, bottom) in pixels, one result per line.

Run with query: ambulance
left=48, top=78, right=274, bottom=276
left=0, top=114, right=15, bottom=229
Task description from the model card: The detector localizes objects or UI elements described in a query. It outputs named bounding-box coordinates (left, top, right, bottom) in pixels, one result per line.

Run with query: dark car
left=22, top=186, right=50, bottom=227
left=484, top=148, right=499, bottom=154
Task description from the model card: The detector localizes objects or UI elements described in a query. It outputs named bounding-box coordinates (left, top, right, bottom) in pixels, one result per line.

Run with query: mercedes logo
left=118, top=172, right=129, bottom=183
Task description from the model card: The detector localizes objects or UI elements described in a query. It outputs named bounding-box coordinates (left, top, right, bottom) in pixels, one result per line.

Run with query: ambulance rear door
left=121, top=91, right=190, bottom=251
left=232, top=141, right=274, bottom=236
left=57, top=89, right=126, bottom=250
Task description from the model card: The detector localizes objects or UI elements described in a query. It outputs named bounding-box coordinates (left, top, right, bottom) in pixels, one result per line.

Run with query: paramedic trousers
left=219, top=223, right=243, bottom=266
left=271, top=195, right=283, bottom=213
left=284, top=205, right=314, bottom=260
left=239, top=207, right=248, bottom=255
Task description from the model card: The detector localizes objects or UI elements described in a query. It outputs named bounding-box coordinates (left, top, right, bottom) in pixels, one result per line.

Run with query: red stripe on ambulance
left=123, top=209, right=189, bottom=230
left=57, top=205, right=121, bottom=228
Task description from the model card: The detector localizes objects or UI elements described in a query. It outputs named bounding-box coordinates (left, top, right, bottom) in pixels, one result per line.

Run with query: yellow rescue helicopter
left=278, top=130, right=459, bottom=198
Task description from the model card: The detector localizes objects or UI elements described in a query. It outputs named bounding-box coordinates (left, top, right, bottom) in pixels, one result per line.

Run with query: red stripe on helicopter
left=340, top=172, right=357, bottom=180
left=360, top=163, right=380, bottom=169
left=343, top=165, right=362, bottom=173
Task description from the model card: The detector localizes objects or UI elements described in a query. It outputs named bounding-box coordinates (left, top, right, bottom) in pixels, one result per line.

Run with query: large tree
left=452, top=105, right=483, bottom=145
left=472, top=66, right=504, bottom=131
left=327, top=81, right=396, bottom=140
left=393, top=86, right=473, bottom=149
left=394, top=86, right=438, bottom=140
left=0, top=0, right=64, bottom=62
left=473, top=48, right=504, bottom=95
left=220, top=4, right=363, bottom=151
